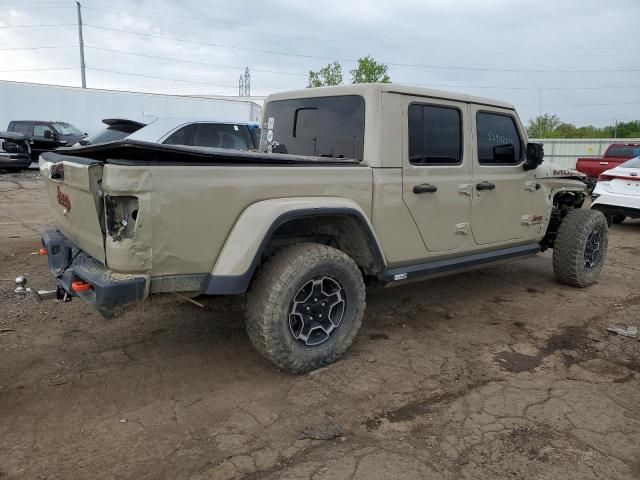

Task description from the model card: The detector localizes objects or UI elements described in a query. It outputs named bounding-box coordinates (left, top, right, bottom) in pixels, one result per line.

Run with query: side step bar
left=381, top=243, right=541, bottom=284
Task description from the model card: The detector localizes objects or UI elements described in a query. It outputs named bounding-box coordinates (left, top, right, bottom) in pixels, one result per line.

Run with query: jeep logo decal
left=56, top=185, right=71, bottom=211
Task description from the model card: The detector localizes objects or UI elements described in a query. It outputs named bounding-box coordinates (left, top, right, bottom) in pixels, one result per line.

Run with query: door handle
left=476, top=181, right=496, bottom=191
left=413, top=183, right=438, bottom=194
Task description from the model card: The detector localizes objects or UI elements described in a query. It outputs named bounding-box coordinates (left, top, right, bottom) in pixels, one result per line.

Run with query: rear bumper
left=0, top=152, right=31, bottom=169
left=42, top=229, right=149, bottom=307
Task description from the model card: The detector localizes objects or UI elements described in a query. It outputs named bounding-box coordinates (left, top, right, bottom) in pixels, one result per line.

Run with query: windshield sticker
left=266, top=130, right=274, bottom=142
left=233, top=125, right=238, bottom=131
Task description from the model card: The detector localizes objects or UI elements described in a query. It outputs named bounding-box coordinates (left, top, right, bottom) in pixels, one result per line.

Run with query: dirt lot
left=1, top=172, right=639, bottom=480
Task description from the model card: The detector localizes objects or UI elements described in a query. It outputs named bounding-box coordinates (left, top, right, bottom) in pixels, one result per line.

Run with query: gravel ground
left=1, top=172, right=639, bottom=480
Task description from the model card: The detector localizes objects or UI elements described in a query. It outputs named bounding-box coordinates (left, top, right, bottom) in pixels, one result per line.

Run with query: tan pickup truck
left=28, top=84, right=608, bottom=373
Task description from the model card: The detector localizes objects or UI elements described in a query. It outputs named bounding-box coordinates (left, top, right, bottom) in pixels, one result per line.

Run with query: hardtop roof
left=265, top=83, right=514, bottom=109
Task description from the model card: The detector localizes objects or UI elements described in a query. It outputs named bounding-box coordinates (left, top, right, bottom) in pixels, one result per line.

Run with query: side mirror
left=493, top=144, right=515, bottom=163
left=43, top=130, right=53, bottom=139
left=524, top=142, right=544, bottom=171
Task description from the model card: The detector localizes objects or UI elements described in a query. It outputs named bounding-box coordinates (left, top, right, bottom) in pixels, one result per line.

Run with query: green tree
left=350, top=56, right=391, bottom=84
left=526, top=114, right=561, bottom=138
left=307, top=61, right=343, bottom=88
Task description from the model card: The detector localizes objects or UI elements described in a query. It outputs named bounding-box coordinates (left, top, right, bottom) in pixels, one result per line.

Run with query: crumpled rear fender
left=205, top=197, right=386, bottom=295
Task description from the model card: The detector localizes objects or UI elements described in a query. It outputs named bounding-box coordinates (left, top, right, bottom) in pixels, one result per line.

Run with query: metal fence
left=529, top=138, right=640, bottom=169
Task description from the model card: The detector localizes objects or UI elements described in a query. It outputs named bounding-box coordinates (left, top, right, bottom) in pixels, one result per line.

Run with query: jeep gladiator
left=25, top=84, right=608, bottom=373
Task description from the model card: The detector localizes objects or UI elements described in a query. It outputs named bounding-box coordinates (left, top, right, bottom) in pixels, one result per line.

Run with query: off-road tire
left=245, top=243, right=366, bottom=373
left=553, top=209, right=608, bottom=287
left=612, top=214, right=626, bottom=224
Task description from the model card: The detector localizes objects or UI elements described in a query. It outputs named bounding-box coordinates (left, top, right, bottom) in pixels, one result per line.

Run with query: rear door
left=401, top=96, right=472, bottom=252
left=469, top=106, right=531, bottom=245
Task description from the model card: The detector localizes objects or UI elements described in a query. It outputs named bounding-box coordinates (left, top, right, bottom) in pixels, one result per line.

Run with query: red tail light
left=598, top=174, right=614, bottom=182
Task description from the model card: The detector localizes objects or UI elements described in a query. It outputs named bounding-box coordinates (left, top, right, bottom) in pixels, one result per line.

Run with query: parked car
left=576, top=143, right=640, bottom=190
left=125, top=117, right=261, bottom=149
left=7, top=120, right=86, bottom=161
left=0, top=131, right=31, bottom=171
left=591, top=157, right=640, bottom=225
left=30, top=84, right=605, bottom=373
left=77, top=118, right=147, bottom=146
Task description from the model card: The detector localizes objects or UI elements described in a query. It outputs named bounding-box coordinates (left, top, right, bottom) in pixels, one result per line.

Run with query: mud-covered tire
left=245, top=243, right=366, bottom=373
left=612, top=214, right=626, bottom=224
left=553, top=209, right=608, bottom=287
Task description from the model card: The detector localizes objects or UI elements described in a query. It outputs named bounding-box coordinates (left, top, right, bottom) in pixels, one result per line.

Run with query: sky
left=0, top=0, right=639, bottom=126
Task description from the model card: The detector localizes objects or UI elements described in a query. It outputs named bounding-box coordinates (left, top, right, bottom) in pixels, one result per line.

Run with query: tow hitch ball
left=14, top=276, right=70, bottom=302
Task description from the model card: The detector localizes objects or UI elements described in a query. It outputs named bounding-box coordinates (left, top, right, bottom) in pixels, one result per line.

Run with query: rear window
left=607, top=146, right=640, bottom=158
left=261, top=95, right=365, bottom=160
left=11, top=122, right=32, bottom=135
left=85, top=124, right=142, bottom=145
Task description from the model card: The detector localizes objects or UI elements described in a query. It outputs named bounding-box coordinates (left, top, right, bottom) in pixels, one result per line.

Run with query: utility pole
left=239, top=74, right=244, bottom=96
left=538, top=86, right=542, bottom=137
left=614, top=119, right=618, bottom=138
left=244, top=67, right=250, bottom=97
left=76, top=1, right=86, bottom=88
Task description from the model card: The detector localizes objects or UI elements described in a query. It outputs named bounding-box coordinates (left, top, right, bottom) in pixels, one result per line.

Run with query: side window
left=476, top=112, right=522, bottom=165
left=163, top=124, right=196, bottom=146
left=12, top=122, right=33, bottom=135
left=408, top=104, right=462, bottom=165
left=33, top=124, right=54, bottom=138
left=191, top=123, right=250, bottom=150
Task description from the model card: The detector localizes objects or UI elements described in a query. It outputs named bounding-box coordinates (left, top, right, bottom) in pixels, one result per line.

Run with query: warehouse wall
left=0, top=81, right=261, bottom=135
left=530, top=138, right=640, bottom=169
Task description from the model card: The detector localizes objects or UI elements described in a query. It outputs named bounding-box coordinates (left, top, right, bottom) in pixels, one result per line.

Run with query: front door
left=402, top=97, right=472, bottom=252
left=31, top=123, right=59, bottom=160
left=469, top=106, right=532, bottom=245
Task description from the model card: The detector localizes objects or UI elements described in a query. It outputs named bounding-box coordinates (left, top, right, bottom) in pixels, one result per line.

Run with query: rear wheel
left=245, top=243, right=366, bottom=373
left=553, top=209, right=608, bottom=287
left=612, top=214, right=626, bottom=224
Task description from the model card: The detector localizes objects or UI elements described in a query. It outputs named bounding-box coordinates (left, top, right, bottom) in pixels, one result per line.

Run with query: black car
left=7, top=120, right=86, bottom=161
left=0, top=131, right=31, bottom=171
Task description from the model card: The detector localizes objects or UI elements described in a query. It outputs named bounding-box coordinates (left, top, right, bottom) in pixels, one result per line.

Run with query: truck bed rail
left=46, top=140, right=361, bottom=166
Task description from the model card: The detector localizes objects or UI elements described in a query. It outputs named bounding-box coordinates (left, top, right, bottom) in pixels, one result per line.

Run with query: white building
left=0, top=80, right=262, bottom=135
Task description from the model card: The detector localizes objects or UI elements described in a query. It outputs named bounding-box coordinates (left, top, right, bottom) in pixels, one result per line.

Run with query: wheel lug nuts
left=319, top=313, right=323, bottom=318
left=314, top=298, right=318, bottom=302
left=306, top=306, right=311, bottom=311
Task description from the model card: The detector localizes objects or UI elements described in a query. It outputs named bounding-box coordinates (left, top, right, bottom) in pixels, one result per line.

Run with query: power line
left=83, top=46, right=640, bottom=91
left=0, top=66, right=79, bottom=73
left=83, top=24, right=640, bottom=74
left=0, top=23, right=75, bottom=29
left=84, top=45, right=308, bottom=77
left=79, top=5, right=626, bottom=60
left=0, top=45, right=77, bottom=51
left=80, top=2, right=629, bottom=54
left=85, top=66, right=240, bottom=90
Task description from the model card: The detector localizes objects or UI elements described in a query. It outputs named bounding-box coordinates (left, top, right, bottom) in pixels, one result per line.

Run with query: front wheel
left=245, top=243, right=366, bottom=373
left=553, top=209, right=608, bottom=287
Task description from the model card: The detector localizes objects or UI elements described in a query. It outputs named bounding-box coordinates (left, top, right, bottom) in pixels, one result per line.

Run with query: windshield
left=607, top=146, right=640, bottom=158
left=53, top=122, right=83, bottom=136
left=84, top=124, right=142, bottom=145
left=261, top=95, right=365, bottom=160
left=620, top=157, right=640, bottom=169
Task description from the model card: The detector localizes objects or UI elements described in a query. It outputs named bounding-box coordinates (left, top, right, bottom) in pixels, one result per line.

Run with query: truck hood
left=533, top=161, right=586, bottom=180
